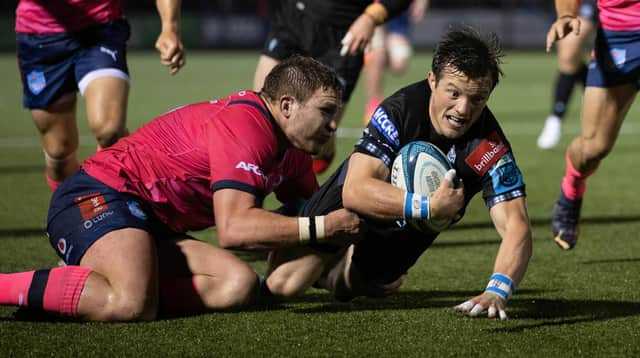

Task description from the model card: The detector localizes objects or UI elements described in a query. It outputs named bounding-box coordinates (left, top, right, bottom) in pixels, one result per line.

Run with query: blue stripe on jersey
left=370, top=107, right=400, bottom=149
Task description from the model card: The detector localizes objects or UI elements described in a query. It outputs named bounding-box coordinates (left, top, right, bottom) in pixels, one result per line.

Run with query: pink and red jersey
left=83, top=91, right=318, bottom=233
left=598, top=0, right=640, bottom=31
left=15, top=0, right=123, bottom=34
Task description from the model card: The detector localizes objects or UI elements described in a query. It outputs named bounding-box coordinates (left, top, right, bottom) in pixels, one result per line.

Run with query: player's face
left=428, top=68, right=493, bottom=139
left=288, top=88, right=341, bottom=154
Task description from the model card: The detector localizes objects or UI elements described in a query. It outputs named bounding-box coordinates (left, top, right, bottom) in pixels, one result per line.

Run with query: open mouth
left=446, top=114, right=466, bottom=128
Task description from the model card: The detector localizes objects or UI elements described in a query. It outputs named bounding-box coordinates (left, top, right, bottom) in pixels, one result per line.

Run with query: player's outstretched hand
left=324, top=208, right=366, bottom=244
left=454, top=291, right=508, bottom=320
left=155, top=30, right=186, bottom=75
left=429, top=169, right=464, bottom=222
left=546, top=16, right=581, bottom=52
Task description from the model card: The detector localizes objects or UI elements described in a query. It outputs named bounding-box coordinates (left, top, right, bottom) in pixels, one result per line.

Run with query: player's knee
left=582, top=139, right=613, bottom=163
left=43, top=142, right=78, bottom=163
left=89, top=113, right=127, bottom=148
left=92, top=122, right=127, bottom=148
left=203, top=267, right=259, bottom=310
left=265, top=271, right=305, bottom=298
left=105, top=291, right=158, bottom=322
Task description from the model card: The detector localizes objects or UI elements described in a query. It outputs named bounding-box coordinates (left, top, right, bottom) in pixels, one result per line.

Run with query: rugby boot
left=551, top=191, right=582, bottom=250
left=537, top=115, right=562, bottom=149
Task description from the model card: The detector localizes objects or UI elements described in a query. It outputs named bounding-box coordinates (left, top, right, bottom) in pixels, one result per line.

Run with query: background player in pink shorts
left=547, top=0, right=640, bottom=250
left=16, top=0, right=186, bottom=191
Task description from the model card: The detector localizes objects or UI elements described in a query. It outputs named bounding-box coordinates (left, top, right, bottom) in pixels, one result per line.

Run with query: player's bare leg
left=553, top=84, right=636, bottom=249
left=31, top=93, right=80, bottom=191
left=265, top=246, right=342, bottom=297
left=0, top=228, right=160, bottom=321
left=386, top=32, right=412, bottom=75
left=363, top=27, right=387, bottom=125
left=253, top=55, right=280, bottom=91
left=157, top=238, right=259, bottom=315
left=84, top=76, right=129, bottom=149
left=75, top=228, right=159, bottom=320
left=538, top=18, right=595, bottom=150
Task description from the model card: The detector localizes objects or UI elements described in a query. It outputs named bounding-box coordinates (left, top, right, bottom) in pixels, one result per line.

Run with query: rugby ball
left=390, top=141, right=453, bottom=232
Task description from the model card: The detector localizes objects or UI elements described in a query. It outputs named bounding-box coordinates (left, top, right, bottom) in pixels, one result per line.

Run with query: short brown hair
left=261, top=56, right=343, bottom=103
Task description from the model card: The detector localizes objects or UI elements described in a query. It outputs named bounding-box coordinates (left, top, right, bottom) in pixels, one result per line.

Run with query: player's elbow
left=216, top=222, right=245, bottom=250
left=342, top=184, right=360, bottom=212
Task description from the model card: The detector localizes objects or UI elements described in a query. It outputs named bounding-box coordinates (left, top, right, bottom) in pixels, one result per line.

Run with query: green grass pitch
left=0, top=51, right=639, bottom=357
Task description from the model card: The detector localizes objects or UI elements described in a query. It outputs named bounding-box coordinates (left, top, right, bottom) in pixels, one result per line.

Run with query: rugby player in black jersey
left=263, top=26, right=533, bottom=320
left=253, top=0, right=413, bottom=174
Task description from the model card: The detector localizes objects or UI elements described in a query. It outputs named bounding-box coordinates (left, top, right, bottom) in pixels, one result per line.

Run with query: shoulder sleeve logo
left=464, top=131, right=509, bottom=176
left=371, top=107, right=400, bottom=149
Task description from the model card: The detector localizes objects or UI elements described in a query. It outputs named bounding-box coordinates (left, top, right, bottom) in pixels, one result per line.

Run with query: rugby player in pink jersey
left=16, top=0, right=186, bottom=191
left=547, top=0, right=640, bottom=250
left=0, top=57, right=363, bottom=321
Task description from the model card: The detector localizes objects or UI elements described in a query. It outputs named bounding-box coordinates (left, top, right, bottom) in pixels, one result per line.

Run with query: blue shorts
left=17, top=19, right=130, bottom=110
left=46, top=170, right=177, bottom=265
left=586, top=28, right=640, bottom=89
left=386, top=12, right=410, bottom=37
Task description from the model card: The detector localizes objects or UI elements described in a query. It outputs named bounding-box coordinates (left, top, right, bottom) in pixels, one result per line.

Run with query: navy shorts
left=386, top=12, right=410, bottom=37
left=261, top=3, right=363, bottom=102
left=47, top=170, right=177, bottom=265
left=17, top=19, right=130, bottom=109
left=587, top=28, right=640, bottom=89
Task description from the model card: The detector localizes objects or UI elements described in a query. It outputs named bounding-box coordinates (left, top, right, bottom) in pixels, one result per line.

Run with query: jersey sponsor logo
left=464, top=131, right=509, bottom=176
left=611, top=48, right=626, bottom=68
left=236, top=161, right=265, bottom=178
left=127, top=201, right=147, bottom=220
left=488, top=152, right=523, bottom=194
left=83, top=210, right=114, bottom=230
left=371, top=107, right=400, bottom=148
left=100, top=46, right=118, bottom=61
left=57, top=238, right=67, bottom=254
left=75, top=193, right=109, bottom=221
left=447, top=145, right=457, bottom=163
left=27, top=71, right=46, bottom=95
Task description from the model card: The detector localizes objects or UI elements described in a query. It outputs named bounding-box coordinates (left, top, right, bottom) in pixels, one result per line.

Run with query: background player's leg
left=538, top=18, right=595, bottom=150
left=84, top=76, right=130, bottom=149
left=31, top=93, right=80, bottom=191
left=253, top=55, right=280, bottom=92
left=553, top=84, right=636, bottom=250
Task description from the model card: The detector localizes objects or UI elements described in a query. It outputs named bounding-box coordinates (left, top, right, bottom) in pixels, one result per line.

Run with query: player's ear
left=427, top=71, right=437, bottom=91
left=279, top=95, right=294, bottom=117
